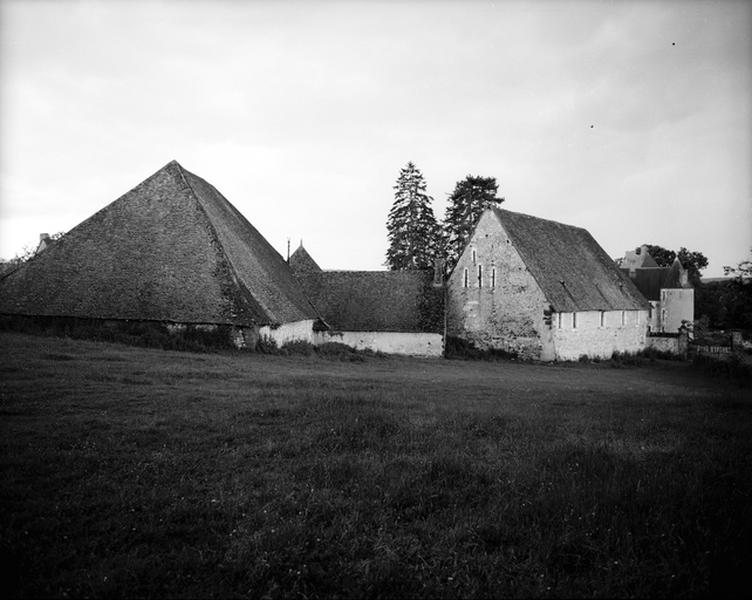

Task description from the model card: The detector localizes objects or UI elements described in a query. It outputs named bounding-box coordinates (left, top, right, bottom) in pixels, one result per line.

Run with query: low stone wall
left=646, top=332, right=688, bottom=357
left=259, top=319, right=316, bottom=346
left=315, top=330, right=443, bottom=357
left=552, top=310, right=648, bottom=361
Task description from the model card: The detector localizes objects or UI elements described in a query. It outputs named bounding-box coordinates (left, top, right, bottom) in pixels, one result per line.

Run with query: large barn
left=447, top=208, right=650, bottom=361
left=0, top=161, right=320, bottom=347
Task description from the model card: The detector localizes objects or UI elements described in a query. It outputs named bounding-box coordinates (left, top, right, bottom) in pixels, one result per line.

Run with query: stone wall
left=552, top=310, right=648, bottom=360
left=660, top=288, right=694, bottom=332
left=259, top=319, right=316, bottom=346
left=646, top=332, right=688, bottom=356
left=446, top=212, right=551, bottom=360
left=315, top=330, right=443, bottom=357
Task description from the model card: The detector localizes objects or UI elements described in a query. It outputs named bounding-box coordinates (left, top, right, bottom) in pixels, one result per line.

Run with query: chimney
left=40, top=233, right=50, bottom=242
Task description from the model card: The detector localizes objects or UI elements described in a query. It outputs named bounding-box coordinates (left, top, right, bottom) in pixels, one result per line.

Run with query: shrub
left=256, top=335, right=280, bottom=354
left=315, top=342, right=366, bottom=362
left=280, top=340, right=316, bottom=356
left=444, top=336, right=518, bottom=361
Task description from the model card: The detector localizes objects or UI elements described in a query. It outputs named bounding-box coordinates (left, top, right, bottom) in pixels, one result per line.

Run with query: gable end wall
left=447, top=212, right=552, bottom=360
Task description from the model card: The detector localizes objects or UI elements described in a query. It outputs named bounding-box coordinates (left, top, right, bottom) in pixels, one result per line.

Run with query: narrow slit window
left=477, top=265, right=483, bottom=287
left=572, top=312, right=577, bottom=329
left=599, top=311, right=605, bottom=327
left=463, top=268, right=468, bottom=288
left=557, top=312, right=562, bottom=328
left=491, top=268, right=496, bottom=288
left=472, top=249, right=477, bottom=264
left=621, top=311, right=626, bottom=326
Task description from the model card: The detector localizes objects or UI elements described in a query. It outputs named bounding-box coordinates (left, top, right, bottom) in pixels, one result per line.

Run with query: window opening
left=572, top=312, right=577, bottom=329
left=491, top=267, right=496, bottom=288
left=463, top=268, right=468, bottom=288
left=477, top=265, right=483, bottom=287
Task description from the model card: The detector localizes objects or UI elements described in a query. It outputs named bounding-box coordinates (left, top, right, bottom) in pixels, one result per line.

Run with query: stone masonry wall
left=314, top=331, right=443, bottom=357
left=552, top=310, right=648, bottom=360
left=660, top=288, right=694, bottom=333
left=259, top=319, right=316, bottom=346
left=447, top=212, right=552, bottom=360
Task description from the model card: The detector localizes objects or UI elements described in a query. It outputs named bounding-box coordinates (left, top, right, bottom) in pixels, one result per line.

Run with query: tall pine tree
left=386, top=162, right=442, bottom=270
left=443, top=175, right=504, bottom=268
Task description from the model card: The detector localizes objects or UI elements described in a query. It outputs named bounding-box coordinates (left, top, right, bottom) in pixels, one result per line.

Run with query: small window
left=463, top=268, right=469, bottom=288
left=557, top=312, right=562, bottom=328
left=621, top=311, right=626, bottom=326
left=477, top=265, right=483, bottom=287
left=572, top=312, right=577, bottom=329
left=491, top=267, right=496, bottom=288
left=472, top=249, right=477, bottom=264
left=599, top=311, right=605, bottom=327
left=648, top=305, right=653, bottom=318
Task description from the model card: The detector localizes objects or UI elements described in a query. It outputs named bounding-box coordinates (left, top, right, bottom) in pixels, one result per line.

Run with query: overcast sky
left=1, top=0, right=750, bottom=277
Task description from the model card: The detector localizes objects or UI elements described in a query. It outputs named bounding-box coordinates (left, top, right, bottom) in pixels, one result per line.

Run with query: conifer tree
left=443, top=175, right=503, bottom=268
left=385, top=162, right=442, bottom=270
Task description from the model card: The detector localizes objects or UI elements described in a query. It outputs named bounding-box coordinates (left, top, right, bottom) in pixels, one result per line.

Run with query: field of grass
left=1, top=332, right=750, bottom=598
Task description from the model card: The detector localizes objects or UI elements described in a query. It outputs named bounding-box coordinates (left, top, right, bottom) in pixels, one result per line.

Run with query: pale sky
left=1, top=0, right=750, bottom=277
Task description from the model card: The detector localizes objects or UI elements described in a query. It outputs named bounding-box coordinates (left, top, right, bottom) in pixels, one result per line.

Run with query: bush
left=280, top=340, right=316, bottom=356
left=444, top=336, right=518, bottom=361
left=256, top=336, right=280, bottom=354
left=0, top=315, right=236, bottom=352
left=315, top=342, right=367, bottom=362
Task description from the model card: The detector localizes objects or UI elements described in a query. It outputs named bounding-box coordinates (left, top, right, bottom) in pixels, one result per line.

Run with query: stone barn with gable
left=447, top=208, right=650, bottom=361
left=0, top=160, right=321, bottom=347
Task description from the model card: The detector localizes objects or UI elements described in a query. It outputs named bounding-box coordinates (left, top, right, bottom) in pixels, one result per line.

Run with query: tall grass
left=1, top=332, right=749, bottom=598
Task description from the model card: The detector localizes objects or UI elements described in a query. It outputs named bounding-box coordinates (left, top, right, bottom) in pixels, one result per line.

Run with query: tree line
left=385, top=162, right=503, bottom=272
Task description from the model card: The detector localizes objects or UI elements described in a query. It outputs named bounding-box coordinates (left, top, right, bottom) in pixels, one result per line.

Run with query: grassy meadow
left=1, top=332, right=750, bottom=598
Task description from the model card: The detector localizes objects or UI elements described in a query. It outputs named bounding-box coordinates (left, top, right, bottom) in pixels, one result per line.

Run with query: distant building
left=619, top=246, right=694, bottom=333
left=446, top=208, right=649, bottom=361
left=35, top=233, right=53, bottom=254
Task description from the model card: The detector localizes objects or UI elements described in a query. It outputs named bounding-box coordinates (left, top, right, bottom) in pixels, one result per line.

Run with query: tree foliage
left=443, top=175, right=503, bottom=268
left=385, top=162, right=442, bottom=270
left=1, top=231, right=65, bottom=275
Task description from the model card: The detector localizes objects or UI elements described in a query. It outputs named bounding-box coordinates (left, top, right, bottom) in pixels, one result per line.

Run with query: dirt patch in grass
left=0, top=332, right=749, bottom=598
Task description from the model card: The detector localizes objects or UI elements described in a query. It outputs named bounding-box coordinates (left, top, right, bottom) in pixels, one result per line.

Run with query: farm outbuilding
left=0, top=161, right=320, bottom=347
left=447, top=208, right=650, bottom=361
left=289, top=244, right=444, bottom=356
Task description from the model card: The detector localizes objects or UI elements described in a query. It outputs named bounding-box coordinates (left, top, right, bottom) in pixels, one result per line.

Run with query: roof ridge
left=175, top=164, right=263, bottom=324
left=492, top=206, right=588, bottom=233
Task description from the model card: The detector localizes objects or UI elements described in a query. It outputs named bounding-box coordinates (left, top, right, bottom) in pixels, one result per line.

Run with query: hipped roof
left=624, top=258, right=690, bottom=301
left=0, top=161, right=318, bottom=326
left=491, top=208, right=649, bottom=312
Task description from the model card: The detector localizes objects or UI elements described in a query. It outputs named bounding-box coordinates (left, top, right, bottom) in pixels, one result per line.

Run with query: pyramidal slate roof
left=491, top=208, right=649, bottom=312
left=0, top=161, right=318, bottom=326
left=289, top=244, right=322, bottom=275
